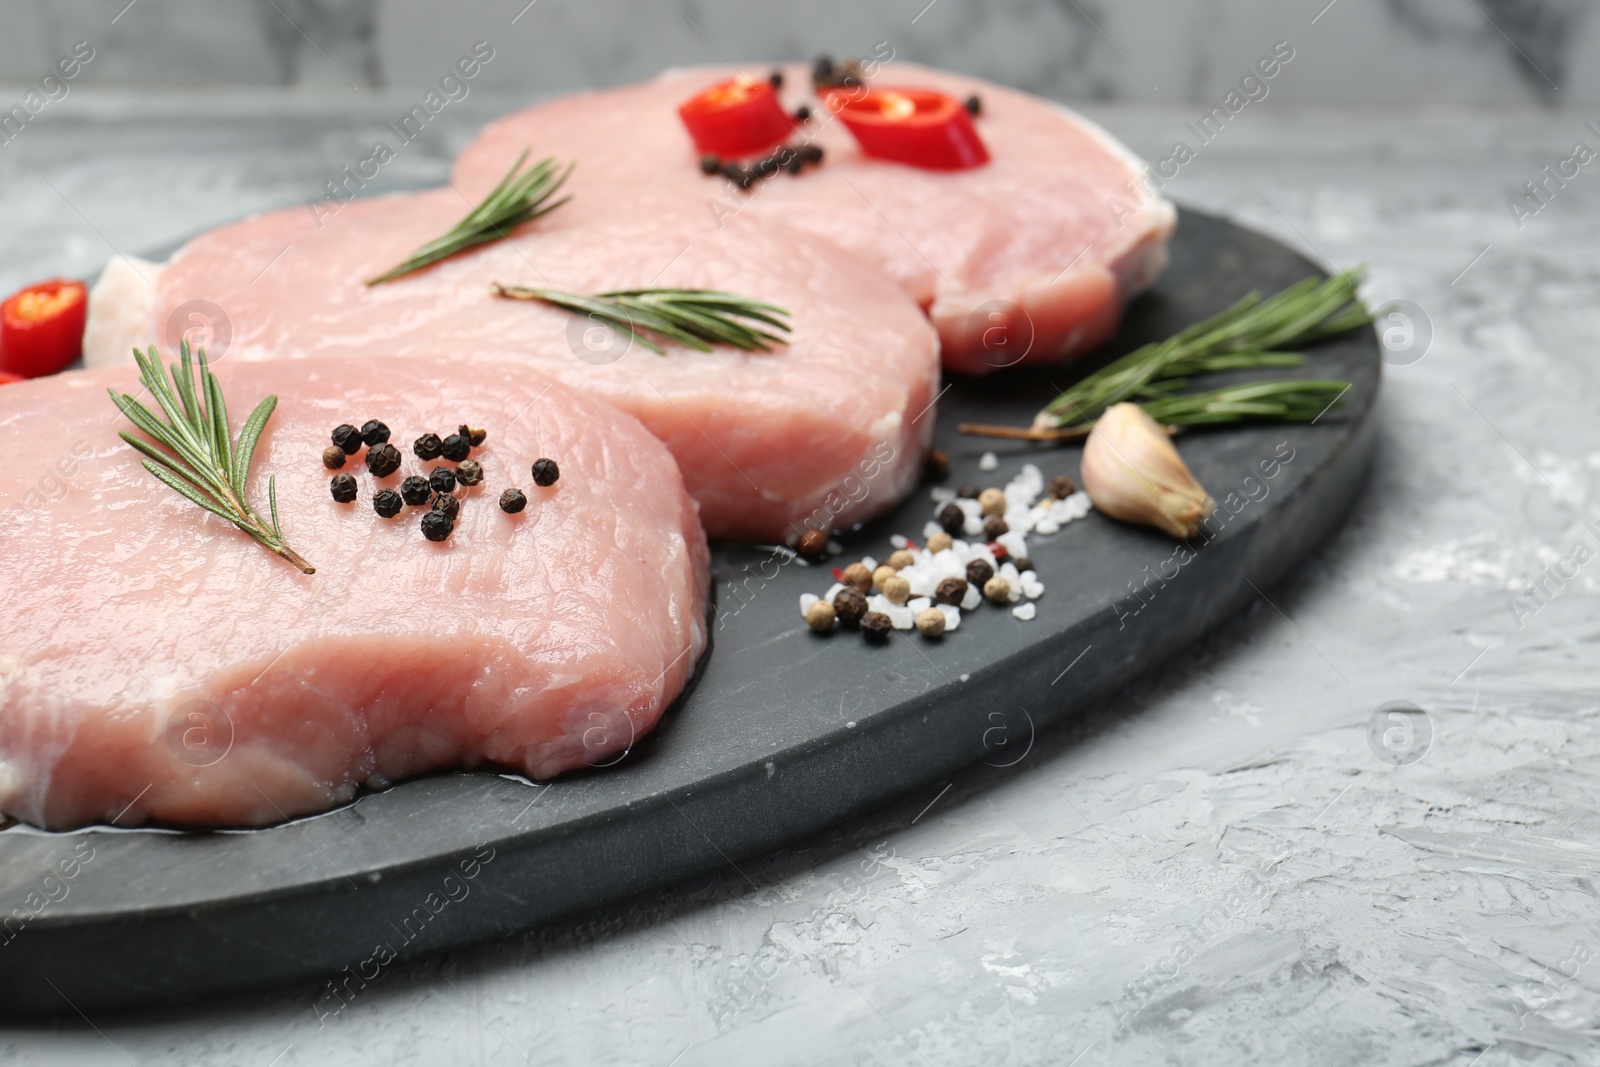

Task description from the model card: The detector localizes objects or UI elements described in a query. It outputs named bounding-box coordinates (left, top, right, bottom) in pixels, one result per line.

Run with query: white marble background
left=0, top=0, right=1598, bottom=103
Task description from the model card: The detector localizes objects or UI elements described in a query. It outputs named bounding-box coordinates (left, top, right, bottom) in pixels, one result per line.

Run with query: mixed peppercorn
left=323, top=418, right=561, bottom=541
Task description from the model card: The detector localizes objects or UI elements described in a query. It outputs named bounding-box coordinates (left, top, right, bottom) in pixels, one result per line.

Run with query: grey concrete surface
left=0, top=0, right=1598, bottom=103
left=1, top=88, right=1599, bottom=1065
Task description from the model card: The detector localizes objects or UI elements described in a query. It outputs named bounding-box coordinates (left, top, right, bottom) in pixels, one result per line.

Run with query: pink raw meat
left=0, top=357, right=709, bottom=830
left=97, top=193, right=939, bottom=543
left=452, top=62, right=1176, bottom=376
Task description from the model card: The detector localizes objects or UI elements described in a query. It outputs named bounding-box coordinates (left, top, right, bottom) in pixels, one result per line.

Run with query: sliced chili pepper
left=823, top=87, right=989, bottom=170
left=0, top=279, right=88, bottom=379
left=0, top=371, right=23, bottom=386
left=678, top=78, right=794, bottom=158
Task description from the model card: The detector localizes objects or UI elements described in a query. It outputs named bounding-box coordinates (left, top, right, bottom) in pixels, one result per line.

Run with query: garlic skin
left=1081, top=403, right=1216, bottom=539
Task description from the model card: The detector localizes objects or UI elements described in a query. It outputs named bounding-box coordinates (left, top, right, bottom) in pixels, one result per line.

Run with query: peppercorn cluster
left=322, top=418, right=562, bottom=542
left=695, top=66, right=827, bottom=192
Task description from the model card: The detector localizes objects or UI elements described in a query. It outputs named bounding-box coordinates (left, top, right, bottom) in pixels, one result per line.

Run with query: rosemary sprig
left=1030, top=269, right=1370, bottom=432
left=365, top=150, right=574, bottom=285
left=1139, top=379, right=1350, bottom=425
left=108, top=342, right=314, bottom=574
left=491, top=284, right=792, bottom=354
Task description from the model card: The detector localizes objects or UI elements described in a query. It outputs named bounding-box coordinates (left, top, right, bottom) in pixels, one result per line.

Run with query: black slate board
left=0, top=208, right=1380, bottom=1015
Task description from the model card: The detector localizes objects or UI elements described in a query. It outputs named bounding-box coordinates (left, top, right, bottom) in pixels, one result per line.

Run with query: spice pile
left=323, top=419, right=558, bottom=542
left=800, top=459, right=1092, bottom=642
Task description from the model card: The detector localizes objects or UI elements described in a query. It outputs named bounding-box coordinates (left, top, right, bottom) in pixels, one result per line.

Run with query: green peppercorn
left=937, top=502, right=965, bottom=533
left=373, top=489, right=402, bottom=518
left=331, top=424, right=362, bottom=454
left=366, top=442, right=401, bottom=477
left=499, top=488, right=527, bottom=514
left=432, top=492, right=460, bottom=520
left=420, top=510, right=454, bottom=542
left=966, top=558, right=994, bottom=588
left=329, top=473, right=357, bottom=503
left=456, top=459, right=484, bottom=486
left=429, top=466, right=457, bottom=495
left=322, top=446, right=346, bottom=470
left=531, top=458, right=559, bottom=487
left=360, top=420, right=390, bottom=447
left=440, top=433, right=470, bottom=462
left=400, top=475, right=431, bottom=506
left=413, top=433, right=443, bottom=460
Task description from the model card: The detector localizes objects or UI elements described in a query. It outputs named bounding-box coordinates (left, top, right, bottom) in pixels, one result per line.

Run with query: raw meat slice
left=85, top=192, right=939, bottom=542
left=0, top=356, right=709, bottom=830
left=451, top=62, right=1176, bottom=376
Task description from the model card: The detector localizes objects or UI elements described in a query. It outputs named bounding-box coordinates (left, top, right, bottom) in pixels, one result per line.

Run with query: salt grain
left=800, top=593, right=819, bottom=617
left=1012, top=602, right=1036, bottom=621
left=979, top=451, right=999, bottom=471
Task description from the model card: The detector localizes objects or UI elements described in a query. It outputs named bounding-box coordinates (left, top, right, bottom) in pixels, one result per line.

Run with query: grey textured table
left=2, top=93, right=1597, bottom=1066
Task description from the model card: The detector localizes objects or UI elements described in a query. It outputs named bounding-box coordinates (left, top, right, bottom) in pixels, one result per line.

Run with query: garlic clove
left=1081, top=403, right=1216, bottom=539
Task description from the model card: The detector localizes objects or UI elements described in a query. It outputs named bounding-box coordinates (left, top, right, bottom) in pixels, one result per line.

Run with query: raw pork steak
left=85, top=195, right=939, bottom=543
left=0, top=357, right=709, bottom=830
left=452, top=62, right=1177, bottom=375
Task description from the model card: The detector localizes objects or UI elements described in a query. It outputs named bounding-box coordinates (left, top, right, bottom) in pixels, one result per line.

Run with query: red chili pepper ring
left=823, top=87, right=990, bottom=171
left=0, top=278, right=88, bottom=379
left=677, top=78, right=795, bottom=158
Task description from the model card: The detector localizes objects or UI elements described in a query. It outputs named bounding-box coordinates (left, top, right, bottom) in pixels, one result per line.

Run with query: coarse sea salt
left=1012, top=602, right=1036, bottom=621
left=800, top=593, right=819, bottom=617
left=979, top=452, right=999, bottom=471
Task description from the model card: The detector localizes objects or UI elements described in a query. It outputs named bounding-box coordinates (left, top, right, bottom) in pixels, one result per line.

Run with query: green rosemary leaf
left=492, top=284, right=792, bottom=355
left=111, top=344, right=315, bottom=574
left=142, top=460, right=234, bottom=522
left=1140, top=379, right=1350, bottom=426
left=365, top=150, right=574, bottom=285
left=233, top=394, right=277, bottom=495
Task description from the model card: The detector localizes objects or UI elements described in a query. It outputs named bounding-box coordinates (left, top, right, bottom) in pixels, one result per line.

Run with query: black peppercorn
left=373, top=489, right=402, bottom=518
left=531, top=458, right=559, bottom=487
left=440, top=433, right=471, bottom=462
left=786, top=157, right=805, bottom=175
left=1013, top=557, right=1035, bottom=573
left=795, top=528, right=828, bottom=562
left=400, top=475, right=432, bottom=506
left=860, top=611, right=892, bottom=642
left=329, top=473, right=358, bottom=503
left=794, top=104, right=811, bottom=122
left=965, top=93, right=981, bottom=116
left=833, top=587, right=868, bottom=628
left=1050, top=474, right=1076, bottom=499
left=966, top=558, right=994, bottom=588
left=466, top=426, right=487, bottom=447
left=937, top=502, right=965, bottom=533
left=722, top=161, right=747, bottom=182
left=456, top=459, right=484, bottom=486
left=431, top=492, right=460, bottom=520
left=813, top=55, right=835, bottom=80
left=420, top=510, right=454, bottom=542
left=956, top=482, right=981, bottom=499
left=322, top=446, right=347, bottom=470
left=413, top=433, right=443, bottom=460
left=366, top=442, right=402, bottom=477
left=753, top=157, right=778, bottom=179
left=429, top=466, right=457, bottom=495
left=983, top=516, right=1009, bottom=540
left=768, top=70, right=783, bottom=88
left=934, top=577, right=968, bottom=606
left=499, top=488, right=527, bottom=514
left=800, top=144, right=823, bottom=164
left=923, top=449, right=950, bottom=480
left=700, top=154, right=722, bottom=175
left=331, top=424, right=363, bottom=454
left=360, top=420, right=390, bottom=447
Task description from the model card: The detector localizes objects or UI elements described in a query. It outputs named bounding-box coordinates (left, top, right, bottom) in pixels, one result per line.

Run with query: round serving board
left=0, top=207, right=1379, bottom=1015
